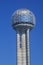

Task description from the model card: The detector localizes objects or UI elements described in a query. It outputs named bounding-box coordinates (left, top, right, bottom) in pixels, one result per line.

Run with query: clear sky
left=0, top=0, right=43, bottom=65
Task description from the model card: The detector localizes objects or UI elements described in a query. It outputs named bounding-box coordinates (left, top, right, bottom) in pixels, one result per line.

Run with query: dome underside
left=12, top=22, right=34, bottom=31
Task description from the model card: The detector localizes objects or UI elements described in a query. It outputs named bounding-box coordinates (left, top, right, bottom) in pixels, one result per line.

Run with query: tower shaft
left=16, top=29, right=30, bottom=65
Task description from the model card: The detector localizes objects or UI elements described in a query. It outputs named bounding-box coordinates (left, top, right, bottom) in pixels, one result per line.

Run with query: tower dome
left=12, top=9, right=35, bottom=30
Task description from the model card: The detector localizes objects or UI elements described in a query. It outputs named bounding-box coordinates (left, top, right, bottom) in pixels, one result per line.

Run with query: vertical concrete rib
left=26, top=29, right=30, bottom=65
left=21, top=31, right=26, bottom=65
left=16, top=31, right=22, bottom=65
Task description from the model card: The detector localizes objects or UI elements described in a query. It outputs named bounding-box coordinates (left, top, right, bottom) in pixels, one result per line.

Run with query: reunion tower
left=11, top=9, right=35, bottom=65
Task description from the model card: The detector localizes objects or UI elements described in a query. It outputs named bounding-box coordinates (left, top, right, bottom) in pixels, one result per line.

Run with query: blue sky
left=0, top=0, right=43, bottom=65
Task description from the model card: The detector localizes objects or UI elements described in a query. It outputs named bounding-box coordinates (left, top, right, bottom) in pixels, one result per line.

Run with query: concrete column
left=21, top=31, right=26, bottom=65
left=16, top=31, right=22, bottom=65
left=26, top=29, right=30, bottom=65
left=16, top=29, right=30, bottom=65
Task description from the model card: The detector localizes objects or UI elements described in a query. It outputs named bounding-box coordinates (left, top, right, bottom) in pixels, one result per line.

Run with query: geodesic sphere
left=12, top=9, right=35, bottom=25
